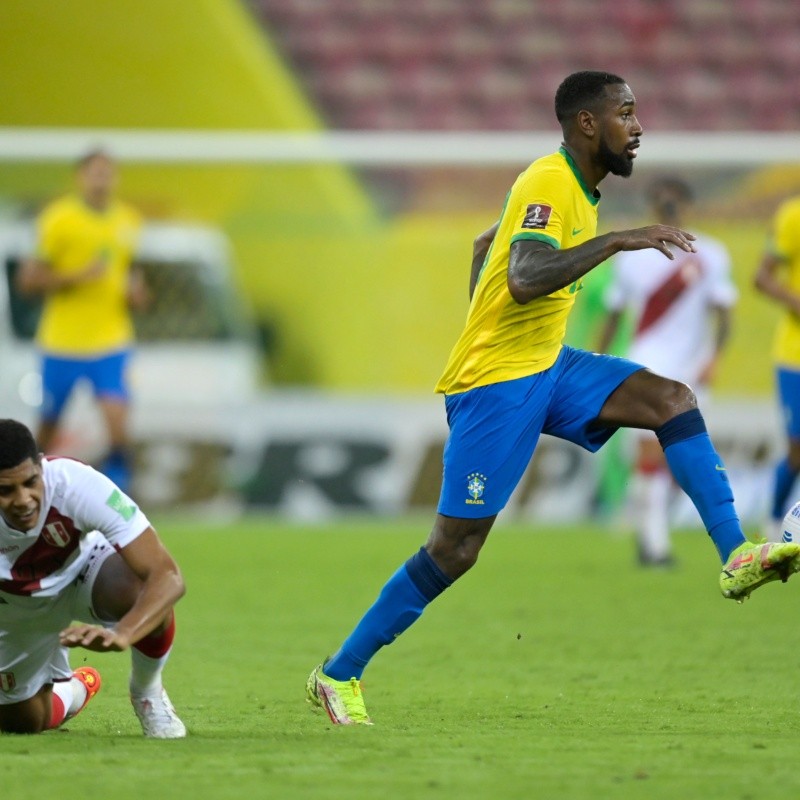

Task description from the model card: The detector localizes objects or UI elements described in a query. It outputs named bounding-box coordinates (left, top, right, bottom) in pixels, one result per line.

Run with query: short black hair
left=76, top=147, right=112, bottom=170
left=0, top=419, right=39, bottom=471
left=648, top=176, right=694, bottom=204
left=554, top=71, right=627, bottom=123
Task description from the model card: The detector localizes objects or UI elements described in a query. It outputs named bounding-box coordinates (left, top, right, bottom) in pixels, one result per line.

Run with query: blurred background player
left=16, top=149, right=148, bottom=494
left=597, top=177, right=737, bottom=565
left=0, top=418, right=185, bottom=737
left=754, top=194, right=800, bottom=539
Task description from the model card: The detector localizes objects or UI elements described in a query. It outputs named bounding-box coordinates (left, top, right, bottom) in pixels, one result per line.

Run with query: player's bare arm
left=16, top=255, right=108, bottom=296
left=754, top=252, right=800, bottom=316
left=127, top=264, right=152, bottom=311
left=59, top=527, right=185, bottom=653
left=696, top=304, right=733, bottom=385
left=507, top=224, right=697, bottom=304
left=469, top=222, right=499, bottom=300
left=596, top=308, right=623, bottom=354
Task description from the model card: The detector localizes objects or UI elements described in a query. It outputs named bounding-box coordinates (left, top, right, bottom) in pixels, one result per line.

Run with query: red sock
left=134, top=614, right=176, bottom=658
left=47, top=692, right=67, bottom=730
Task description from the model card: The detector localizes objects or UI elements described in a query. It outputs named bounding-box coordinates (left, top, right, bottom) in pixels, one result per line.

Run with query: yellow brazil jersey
left=34, top=194, right=141, bottom=356
left=770, top=196, right=800, bottom=368
left=436, top=147, right=599, bottom=395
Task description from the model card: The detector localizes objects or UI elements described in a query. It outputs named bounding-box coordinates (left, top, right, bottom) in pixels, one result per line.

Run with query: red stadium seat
left=246, top=0, right=800, bottom=132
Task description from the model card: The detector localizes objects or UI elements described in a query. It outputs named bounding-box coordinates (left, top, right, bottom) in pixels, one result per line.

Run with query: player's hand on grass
left=59, top=623, right=130, bottom=652
left=615, top=225, right=697, bottom=258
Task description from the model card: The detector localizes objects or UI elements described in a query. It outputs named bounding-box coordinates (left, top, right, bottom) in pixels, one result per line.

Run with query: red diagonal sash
left=636, top=255, right=701, bottom=336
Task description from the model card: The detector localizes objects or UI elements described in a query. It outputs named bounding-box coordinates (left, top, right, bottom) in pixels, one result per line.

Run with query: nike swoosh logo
left=572, top=227, right=584, bottom=236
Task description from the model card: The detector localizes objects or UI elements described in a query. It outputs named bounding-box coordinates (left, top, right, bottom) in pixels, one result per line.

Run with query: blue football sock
left=656, top=409, right=745, bottom=563
left=771, top=457, right=798, bottom=520
left=324, top=547, right=453, bottom=681
left=101, top=448, right=131, bottom=494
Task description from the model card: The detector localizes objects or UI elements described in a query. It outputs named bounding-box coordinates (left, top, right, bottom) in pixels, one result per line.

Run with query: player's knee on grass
left=0, top=690, right=51, bottom=734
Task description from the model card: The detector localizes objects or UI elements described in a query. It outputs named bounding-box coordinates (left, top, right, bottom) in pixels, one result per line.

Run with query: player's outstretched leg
left=307, top=515, right=494, bottom=724
left=306, top=662, right=372, bottom=725
left=305, top=548, right=448, bottom=726
left=719, top=541, right=800, bottom=602
left=649, top=407, right=800, bottom=599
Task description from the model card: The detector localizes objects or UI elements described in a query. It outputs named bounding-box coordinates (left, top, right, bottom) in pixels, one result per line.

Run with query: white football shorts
left=0, top=531, right=115, bottom=704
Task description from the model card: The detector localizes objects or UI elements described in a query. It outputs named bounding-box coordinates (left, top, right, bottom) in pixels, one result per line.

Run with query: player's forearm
left=754, top=269, right=800, bottom=315
left=713, top=308, right=732, bottom=353
left=469, top=251, right=484, bottom=301
left=470, top=222, right=499, bottom=300
left=596, top=312, right=622, bottom=354
left=16, top=259, right=64, bottom=295
left=508, top=232, right=619, bottom=304
left=17, top=259, right=91, bottom=295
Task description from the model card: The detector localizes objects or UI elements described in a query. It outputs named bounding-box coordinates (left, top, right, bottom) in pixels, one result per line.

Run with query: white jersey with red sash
left=0, top=457, right=149, bottom=609
left=603, top=234, right=736, bottom=383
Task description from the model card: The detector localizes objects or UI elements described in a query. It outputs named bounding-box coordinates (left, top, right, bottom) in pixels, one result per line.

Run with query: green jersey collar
left=559, top=146, right=601, bottom=206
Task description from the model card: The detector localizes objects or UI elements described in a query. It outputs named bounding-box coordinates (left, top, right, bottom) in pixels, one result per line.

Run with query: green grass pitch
left=5, top=515, right=800, bottom=800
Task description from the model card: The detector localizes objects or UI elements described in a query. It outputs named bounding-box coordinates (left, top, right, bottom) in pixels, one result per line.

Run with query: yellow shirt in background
left=35, top=194, right=141, bottom=356
left=770, top=196, right=800, bottom=369
left=436, top=147, right=600, bottom=395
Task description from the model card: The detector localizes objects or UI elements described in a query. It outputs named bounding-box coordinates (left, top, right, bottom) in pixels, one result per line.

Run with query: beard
left=598, top=135, right=634, bottom=177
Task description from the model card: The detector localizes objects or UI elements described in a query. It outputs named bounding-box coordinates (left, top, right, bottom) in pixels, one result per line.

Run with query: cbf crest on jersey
left=466, top=472, right=487, bottom=505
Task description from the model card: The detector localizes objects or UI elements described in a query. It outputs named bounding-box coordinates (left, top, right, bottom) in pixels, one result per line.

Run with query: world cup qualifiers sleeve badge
left=521, top=203, right=552, bottom=230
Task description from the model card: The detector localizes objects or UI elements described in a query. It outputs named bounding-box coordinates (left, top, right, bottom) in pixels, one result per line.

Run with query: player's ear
left=577, top=109, right=596, bottom=138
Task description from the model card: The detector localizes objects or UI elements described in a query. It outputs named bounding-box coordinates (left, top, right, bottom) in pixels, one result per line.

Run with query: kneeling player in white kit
left=0, top=418, right=186, bottom=737
left=598, top=177, right=737, bottom=565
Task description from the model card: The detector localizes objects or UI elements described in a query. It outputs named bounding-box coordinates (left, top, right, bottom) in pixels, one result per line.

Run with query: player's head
left=76, top=147, right=116, bottom=207
left=0, top=419, right=44, bottom=531
left=555, top=71, right=641, bottom=178
left=647, top=176, right=693, bottom=225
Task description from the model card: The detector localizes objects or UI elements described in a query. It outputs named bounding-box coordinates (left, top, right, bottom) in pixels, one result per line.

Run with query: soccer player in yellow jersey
left=17, top=149, right=145, bottom=494
left=306, top=71, right=800, bottom=725
left=754, top=195, right=800, bottom=537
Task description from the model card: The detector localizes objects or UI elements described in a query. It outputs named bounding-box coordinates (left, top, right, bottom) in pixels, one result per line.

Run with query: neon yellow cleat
left=720, top=541, right=800, bottom=602
left=306, top=663, right=372, bottom=725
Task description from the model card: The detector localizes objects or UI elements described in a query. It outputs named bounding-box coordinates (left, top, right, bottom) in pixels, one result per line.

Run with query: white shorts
left=0, top=531, right=115, bottom=704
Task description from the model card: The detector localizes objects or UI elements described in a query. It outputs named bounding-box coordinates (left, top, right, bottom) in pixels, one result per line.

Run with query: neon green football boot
left=306, top=663, right=372, bottom=725
left=720, top=540, right=800, bottom=602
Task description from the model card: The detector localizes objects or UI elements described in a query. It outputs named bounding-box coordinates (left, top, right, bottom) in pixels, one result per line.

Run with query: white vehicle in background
left=0, top=219, right=266, bottom=508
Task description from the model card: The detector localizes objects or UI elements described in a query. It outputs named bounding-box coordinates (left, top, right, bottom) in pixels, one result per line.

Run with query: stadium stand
left=246, top=0, right=800, bottom=131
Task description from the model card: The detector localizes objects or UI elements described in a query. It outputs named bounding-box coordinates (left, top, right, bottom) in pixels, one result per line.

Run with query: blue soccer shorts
left=41, top=349, right=132, bottom=422
left=777, top=366, right=800, bottom=440
left=437, top=345, right=645, bottom=518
